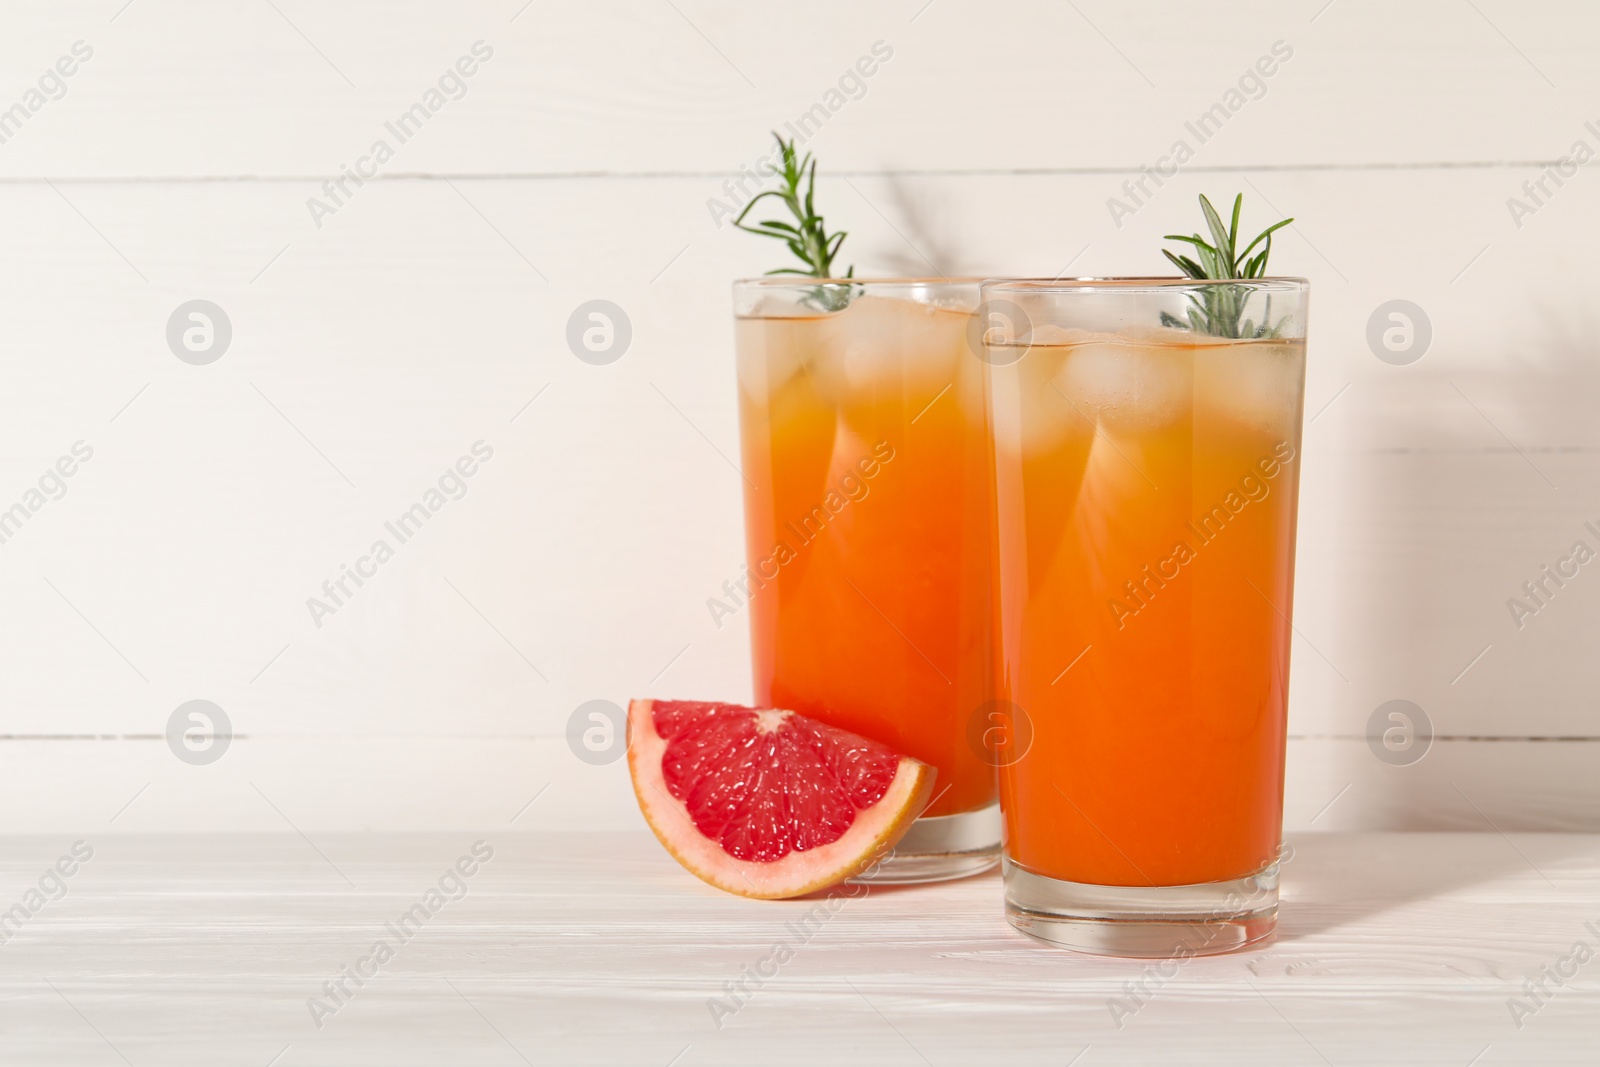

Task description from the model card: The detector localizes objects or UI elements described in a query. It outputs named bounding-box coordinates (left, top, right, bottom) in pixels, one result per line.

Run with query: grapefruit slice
left=627, top=698, right=935, bottom=899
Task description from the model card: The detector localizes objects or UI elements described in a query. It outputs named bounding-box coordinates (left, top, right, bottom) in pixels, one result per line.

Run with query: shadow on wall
left=1340, top=301, right=1600, bottom=830
left=870, top=176, right=970, bottom=279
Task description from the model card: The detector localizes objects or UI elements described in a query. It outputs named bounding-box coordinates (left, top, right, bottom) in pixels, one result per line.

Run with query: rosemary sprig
left=1160, top=194, right=1293, bottom=339
left=734, top=132, right=855, bottom=310
left=734, top=133, right=852, bottom=278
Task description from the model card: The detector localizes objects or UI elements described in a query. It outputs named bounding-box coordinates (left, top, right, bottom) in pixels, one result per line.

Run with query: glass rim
left=982, top=276, right=1309, bottom=295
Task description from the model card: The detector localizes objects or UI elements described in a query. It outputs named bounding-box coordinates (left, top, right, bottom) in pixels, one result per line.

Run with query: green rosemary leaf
left=1235, top=218, right=1293, bottom=264
left=1200, top=197, right=1234, bottom=267
left=734, top=132, right=853, bottom=280
left=1162, top=249, right=1205, bottom=279
left=1159, top=194, right=1293, bottom=338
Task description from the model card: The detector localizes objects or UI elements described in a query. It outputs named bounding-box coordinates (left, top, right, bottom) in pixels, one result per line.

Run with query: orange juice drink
left=732, top=279, right=999, bottom=882
left=982, top=278, right=1309, bottom=954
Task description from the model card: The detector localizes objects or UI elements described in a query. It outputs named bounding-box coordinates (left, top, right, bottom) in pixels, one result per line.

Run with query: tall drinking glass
left=981, top=277, right=1309, bottom=954
left=732, top=279, right=999, bottom=882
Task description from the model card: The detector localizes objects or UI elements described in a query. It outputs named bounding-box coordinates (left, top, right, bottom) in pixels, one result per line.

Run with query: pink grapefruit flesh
left=627, top=698, right=935, bottom=899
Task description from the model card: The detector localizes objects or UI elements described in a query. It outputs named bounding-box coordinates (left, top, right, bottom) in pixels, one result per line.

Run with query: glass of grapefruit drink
left=731, top=278, right=1001, bottom=882
left=980, top=276, right=1309, bottom=954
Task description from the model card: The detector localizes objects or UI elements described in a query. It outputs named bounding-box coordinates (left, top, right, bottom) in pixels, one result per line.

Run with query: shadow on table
left=1274, top=830, right=1593, bottom=947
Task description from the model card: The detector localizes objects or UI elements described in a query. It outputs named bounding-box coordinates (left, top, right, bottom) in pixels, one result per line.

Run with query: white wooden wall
left=1, top=0, right=1596, bottom=834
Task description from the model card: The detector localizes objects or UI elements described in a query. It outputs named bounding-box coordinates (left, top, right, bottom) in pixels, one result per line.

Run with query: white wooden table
left=1, top=832, right=1595, bottom=1065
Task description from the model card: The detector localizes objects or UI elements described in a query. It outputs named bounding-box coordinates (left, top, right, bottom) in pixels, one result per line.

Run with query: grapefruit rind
left=627, top=698, right=934, bottom=899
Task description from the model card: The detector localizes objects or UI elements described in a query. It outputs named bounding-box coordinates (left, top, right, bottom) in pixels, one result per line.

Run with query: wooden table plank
left=0, top=832, right=1595, bottom=1065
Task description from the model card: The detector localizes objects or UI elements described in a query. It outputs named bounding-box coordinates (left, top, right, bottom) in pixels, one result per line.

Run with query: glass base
left=1003, top=855, right=1279, bottom=957
left=853, top=804, right=1001, bottom=885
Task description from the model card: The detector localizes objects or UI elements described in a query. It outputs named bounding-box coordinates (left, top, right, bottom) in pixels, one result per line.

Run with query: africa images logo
left=305, top=41, right=495, bottom=229
left=306, top=442, right=494, bottom=628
